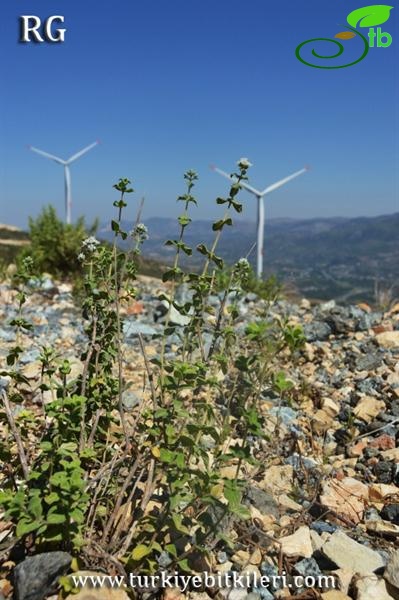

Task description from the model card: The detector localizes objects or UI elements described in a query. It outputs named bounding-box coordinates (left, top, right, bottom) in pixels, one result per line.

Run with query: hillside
left=99, top=212, right=399, bottom=304
left=0, top=225, right=30, bottom=264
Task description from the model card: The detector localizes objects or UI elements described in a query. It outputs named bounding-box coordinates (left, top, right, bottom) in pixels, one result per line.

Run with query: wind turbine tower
left=212, top=163, right=309, bottom=278
left=29, top=141, right=99, bottom=224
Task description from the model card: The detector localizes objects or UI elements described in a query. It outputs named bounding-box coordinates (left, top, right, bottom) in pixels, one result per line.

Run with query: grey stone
left=174, top=283, right=193, bottom=305
left=364, top=507, right=381, bottom=522
left=259, top=563, right=283, bottom=591
left=269, top=406, right=297, bottom=425
left=0, top=377, right=10, bottom=390
left=123, top=320, right=157, bottom=337
left=310, top=521, right=337, bottom=534
left=374, top=461, right=395, bottom=484
left=200, top=434, right=216, bottom=450
left=122, top=390, right=141, bottom=410
left=244, top=293, right=258, bottom=302
left=41, top=277, right=56, bottom=292
left=294, top=557, right=322, bottom=578
left=381, top=503, right=399, bottom=525
left=227, top=589, right=248, bottom=600
left=20, top=349, right=41, bottom=364
left=356, top=354, right=383, bottom=371
left=0, top=328, right=15, bottom=342
left=157, top=551, right=172, bottom=568
left=319, top=300, right=336, bottom=312
left=245, top=486, right=280, bottom=517
left=304, top=321, right=332, bottom=342
left=286, top=453, right=317, bottom=470
left=250, top=589, right=273, bottom=600
left=13, top=552, right=72, bottom=600
left=321, top=530, right=385, bottom=575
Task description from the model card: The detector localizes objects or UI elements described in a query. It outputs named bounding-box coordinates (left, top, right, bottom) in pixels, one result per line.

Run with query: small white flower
left=81, top=236, right=100, bottom=253
left=131, top=223, right=149, bottom=241
left=234, top=257, right=251, bottom=277
left=237, top=258, right=250, bottom=269
left=77, top=252, right=85, bottom=262
left=237, top=157, right=253, bottom=168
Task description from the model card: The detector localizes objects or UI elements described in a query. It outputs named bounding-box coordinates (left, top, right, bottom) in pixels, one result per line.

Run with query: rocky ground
left=0, top=276, right=398, bottom=600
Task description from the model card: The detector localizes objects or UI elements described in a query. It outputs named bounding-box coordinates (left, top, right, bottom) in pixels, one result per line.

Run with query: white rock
left=369, top=483, right=399, bottom=502
left=321, top=531, right=385, bottom=575
left=310, top=530, right=324, bottom=552
left=375, top=331, right=399, bottom=349
left=353, top=396, right=385, bottom=422
left=355, top=575, right=393, bottom=600
left=227, top=588, right=248, bottom=600
left=366, top=520, right=399, bottom=536
left=279, top=526, right=313, bottom=558
left=330, top=568, right=353, bottom=594
left=320, top=477, right=368, bottom=524
left=65, top=571, right=130, bottom=599
left=260, top=465, right=293, bottom=495
left=384, top=549, right=399, bottom=590
left=321, top=592, right=351, bottom=600
left=321, top=398, right=340, bottom=417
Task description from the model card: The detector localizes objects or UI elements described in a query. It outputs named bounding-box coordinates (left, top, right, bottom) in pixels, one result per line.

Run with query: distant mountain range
left=100, top=212, right=399, bottom=304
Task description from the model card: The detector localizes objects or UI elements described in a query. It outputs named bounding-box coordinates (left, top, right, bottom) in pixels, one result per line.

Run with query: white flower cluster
left=82, top=236, right=100, bottom=252
left=237, top=157, right=253, bottom=169
left=233, top=257, right=251, bottom=280
left=131, top=223, right=149, bottom=242
left=78, top=236, right=100, bottom=261
left=236, top=258, right=250, bottom=269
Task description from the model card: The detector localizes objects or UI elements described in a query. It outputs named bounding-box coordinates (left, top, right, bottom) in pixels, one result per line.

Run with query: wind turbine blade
left=261, top=167, right=307, bottom=196
left=66, top=141, right=99, bottom=164
left=211, top=165, right=262, bottom=196
left=29, top=146, right=65, bottom=165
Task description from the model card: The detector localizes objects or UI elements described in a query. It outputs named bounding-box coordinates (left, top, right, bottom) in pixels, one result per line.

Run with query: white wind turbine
left=29, top=141, right=99, bottom=224
left=211, top=163, right=309, bottom=278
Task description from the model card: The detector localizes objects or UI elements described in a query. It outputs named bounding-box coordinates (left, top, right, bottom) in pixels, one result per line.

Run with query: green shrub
left=19, top=205, right=97, bottom=278
left=215, top=265, right=282, bottom=303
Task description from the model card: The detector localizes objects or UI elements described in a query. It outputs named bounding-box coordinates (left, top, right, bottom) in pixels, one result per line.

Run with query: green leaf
left=16, top=518, right=40, bottom=537
left=79, top=448, right=96, bottom=459
left=44, top=492, right=59, bottom=505
left=347, top=5, right=393, bottom=28
left=171, top=513, right=190, bottom=534
left=223, top=481, right=241, bottom=508
left=28, top=494, right=43, bottom=519
left=178, top=558, right=191, bottom=572
left=212, top=220, right=224, bottom=231
left=165, top=543, right=178, bottom=558
left=231, top=504, right=251, bottom=519
left=47, top=513, right=67, bottom=524
left=58, top=442, right=78, bottom=454
left=212, top=217, right=233, bottom=231
left=131, top=544, right=152, bottom=561
left=70, top=508, right=85, bottom=524
left=196, top=243, right=209, bottom=257
left=159, top=448, right=175, bottom=463
left=212, top=254, right=224, bottom=269
left=111, top=220, right=120, bottom=232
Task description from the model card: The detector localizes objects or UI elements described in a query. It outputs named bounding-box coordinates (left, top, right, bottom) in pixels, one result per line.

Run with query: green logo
left=296, top=4, right=394, bottom=69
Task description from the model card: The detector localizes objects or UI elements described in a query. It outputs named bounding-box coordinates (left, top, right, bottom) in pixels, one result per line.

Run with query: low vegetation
left=0, top=162, right=304, bottom=582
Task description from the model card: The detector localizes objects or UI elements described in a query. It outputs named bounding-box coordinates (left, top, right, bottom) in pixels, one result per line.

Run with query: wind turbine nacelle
left=19, top=15, right=66, bottom=43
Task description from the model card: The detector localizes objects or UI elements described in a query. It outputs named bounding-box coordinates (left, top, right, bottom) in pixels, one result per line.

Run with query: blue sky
left=0, top=0, right=397, bottom=227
